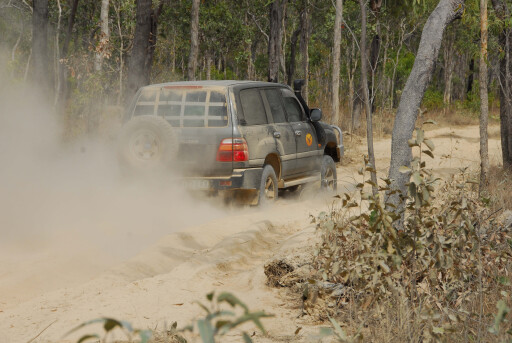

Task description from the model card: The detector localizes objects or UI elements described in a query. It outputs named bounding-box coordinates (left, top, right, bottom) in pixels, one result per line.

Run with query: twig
left=26, top=319, right=58, bottom=343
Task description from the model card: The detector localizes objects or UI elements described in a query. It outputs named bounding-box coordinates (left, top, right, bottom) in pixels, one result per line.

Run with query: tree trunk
left=479, top=0, right=489, bottom=193
left=56, top=0, right=79, bottom=107
left=467, top=58, right=475, bottom=95
left=94, top=0, right=110, bottom=72
left=331, top=0, right=343, bottom=127
left=126, top=0, right=153, bottom=103
left=187, top=0, right=200, bottom=81
left=492, top=0, right=512, bottom=168
left=387, top=0, right=465, bottom=209
left=31, top=0, right=49, bottom=90
left=300, top=1, right=310, bottom=101
left=268, top=0, right=286, bottom=83
left=347, top=39, right=359, bottom=131
left=443, top=29, right=454, bottom=107
left=360, top=0, right=378, bottom=195
left=287, top=27, right=300, bottom=86
left=144, top=2, right=164, bottom=84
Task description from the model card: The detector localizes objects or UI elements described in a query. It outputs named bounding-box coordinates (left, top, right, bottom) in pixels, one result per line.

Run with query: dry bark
left=31, top=0, right=49, bottom=90
left=491, top=0, right=512, bottom=168
left=268, top=0, right=286, bottom=83
left=126, top=0, right=153, bottom=103
left=387, top=0, right=465, bottom=209
left=479, top=0, right=489, bottom=193
left=94, top=0, right=110, bottom=72
left=300, top=1, right=310, bottom=99
left=331, top=0, right=343, bottom=127
left=360, top=0, right=378, bottom=195
left=187, top=0, right=200, bottom=81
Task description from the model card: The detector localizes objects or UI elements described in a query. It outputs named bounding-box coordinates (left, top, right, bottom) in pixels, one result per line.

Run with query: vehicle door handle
left=273, top=131, right=281, bottom=138
left=295, top=130, right=302, bottom=136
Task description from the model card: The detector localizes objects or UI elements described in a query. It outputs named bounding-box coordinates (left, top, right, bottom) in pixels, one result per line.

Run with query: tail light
left=216, top=138, right=249, bottom=162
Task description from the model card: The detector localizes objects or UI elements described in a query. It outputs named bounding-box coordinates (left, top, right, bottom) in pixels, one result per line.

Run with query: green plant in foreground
left=64, top=317, right=152, bottom=343
left=64, top=292, right=272, bottom=343
left=182, top=291, right=274, bottom=343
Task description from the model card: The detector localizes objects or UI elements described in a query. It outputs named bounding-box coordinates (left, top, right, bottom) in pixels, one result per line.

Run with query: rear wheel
left=258, top=165, right=278, bottom=205
left=321, top=155, right=337, bottom=192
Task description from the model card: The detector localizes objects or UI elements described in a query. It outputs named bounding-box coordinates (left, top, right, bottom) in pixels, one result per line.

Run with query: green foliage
left=182, top=291, right=273, bottom=343
left=422, top=88, right=444, bottom=111
left=64, top=292, right=272, bottom=343
left=64, top=317, right=152, bottom=343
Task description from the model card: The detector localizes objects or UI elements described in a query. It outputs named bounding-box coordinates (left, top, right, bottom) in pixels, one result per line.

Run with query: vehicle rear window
left=240, top=89, right=267, bottom=126
left=133, top=87, right=228, bottom=127
left=264, top=89, right=287, bottom=123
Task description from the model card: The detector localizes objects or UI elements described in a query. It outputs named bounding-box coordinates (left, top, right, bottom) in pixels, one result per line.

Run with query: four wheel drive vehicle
left=118, top=80, right=344, bottom=204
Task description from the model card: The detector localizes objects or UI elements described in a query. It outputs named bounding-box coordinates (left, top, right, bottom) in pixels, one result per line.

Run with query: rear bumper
left=183, top=167, right=263, bottom=191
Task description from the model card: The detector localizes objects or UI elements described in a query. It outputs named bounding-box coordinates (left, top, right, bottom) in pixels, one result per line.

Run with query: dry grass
left=335, top=106, right=500, bottom=142
left=487, top=166, right=512, bottom=211
left=266, top=167, right=512, bottom=342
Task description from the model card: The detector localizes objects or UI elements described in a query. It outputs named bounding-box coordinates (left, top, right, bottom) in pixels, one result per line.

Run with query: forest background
left=0, top=0, right=507, bottom=142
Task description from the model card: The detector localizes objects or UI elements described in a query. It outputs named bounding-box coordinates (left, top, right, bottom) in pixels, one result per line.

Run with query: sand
left=0, top=124, right=503, bottom=343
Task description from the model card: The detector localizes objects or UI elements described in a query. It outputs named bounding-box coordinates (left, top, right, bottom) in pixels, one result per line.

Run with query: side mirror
left=310, top=108, right=322, bottom=122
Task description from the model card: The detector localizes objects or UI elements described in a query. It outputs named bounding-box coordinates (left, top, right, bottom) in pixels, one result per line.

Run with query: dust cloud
left=0, top=71, right=224, bottom=304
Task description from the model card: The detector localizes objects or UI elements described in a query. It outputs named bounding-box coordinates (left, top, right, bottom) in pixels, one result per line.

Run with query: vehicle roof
left=141, top=80, right=288, bottom=89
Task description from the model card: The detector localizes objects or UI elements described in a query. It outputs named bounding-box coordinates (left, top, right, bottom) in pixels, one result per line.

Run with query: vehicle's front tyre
left=258, top=165, right=278, bottom=205
left=321, top=155, right=337, bottom=192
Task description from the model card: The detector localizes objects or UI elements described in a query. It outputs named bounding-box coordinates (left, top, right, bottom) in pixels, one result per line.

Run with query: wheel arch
left=324, top=141, right=340, bottom=163
left=264, top=153, right=281, bottom=180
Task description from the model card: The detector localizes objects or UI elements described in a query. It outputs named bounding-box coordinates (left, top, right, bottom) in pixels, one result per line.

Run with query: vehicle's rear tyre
left=321, top=155, right=337, bottom=192
left=258, top=165, right=278, bottom=205
left=117, top=115, right=178, bottom=173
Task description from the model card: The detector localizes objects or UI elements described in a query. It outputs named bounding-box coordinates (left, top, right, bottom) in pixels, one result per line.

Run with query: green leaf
left=424, top=139, right=435, bottom=151
left=64, top=318, right=111, bottom=338
left=416, top=128, right=424, bottom=145
left=207, top=292, right=215, bottom=301
left=432, top=327, right=444, bottom=334
left=423, top=119, right=438, bottom=125
left=242, top=332, right=253, bottom=343
left=408, top=139, right=419, bottom=147
left=138, top=330, right=152, bottom=343
left=103, top=318, right=122, bottom=332
left=217, top=292, right=249, bottom=312
left=399, top=166, right=411, bottom=173
left=422, top=150, right=434, bottom=158
left=328, top=315, right=348, bottom=340
left=411, top=172, right=423, bottom=186
left=197, top=319, right=215, bottom=343
left=77, top=334, right=100, bottom=343
left=489, top=300, right=510, bottom=334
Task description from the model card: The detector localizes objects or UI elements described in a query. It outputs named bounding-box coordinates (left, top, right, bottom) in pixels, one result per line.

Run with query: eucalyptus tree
left=268, top=0, right=286, bottom=82
left=32, top=0, right=49, bottom=90
left=126, top=0, right=153, bottom=102
left=331, top=0, right=343, bottom=127
left=479, top=0, right=489, bottom=193
left=388, top=0, right=466, bottom=211
left=491, top=0, right=512, bottom=168
left=187, top=0, right=200, bottom=80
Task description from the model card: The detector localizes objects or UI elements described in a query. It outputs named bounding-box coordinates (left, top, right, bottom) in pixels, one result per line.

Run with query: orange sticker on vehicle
left=306, top=133, right=313, bottom=146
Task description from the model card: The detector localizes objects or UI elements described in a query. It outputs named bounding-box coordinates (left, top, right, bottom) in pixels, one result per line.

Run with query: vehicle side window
left=264, top=89, right=287, bottom=123
left=240, top=89, right=267, bottom=125
left=282, top=96, right=304, bottom=122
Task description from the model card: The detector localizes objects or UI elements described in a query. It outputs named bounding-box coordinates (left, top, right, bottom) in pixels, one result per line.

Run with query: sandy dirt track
left=0, top=124, right=502, bottom=342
